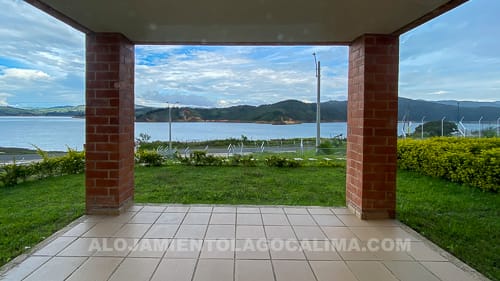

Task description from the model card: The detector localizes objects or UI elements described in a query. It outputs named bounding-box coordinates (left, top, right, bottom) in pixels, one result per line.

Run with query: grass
left=0, top=174, right=84, bottom=266
left=397, top=170, right=500, bottom=281
left=0, top=165, right=498, bottom=280
left=134, top=165, right=346, bottom=206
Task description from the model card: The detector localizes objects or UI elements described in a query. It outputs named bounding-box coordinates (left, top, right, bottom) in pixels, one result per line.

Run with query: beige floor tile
left=183, top=213, right=211, bottom=224
left=265, top=225, right=296, bottom=240
left=300, top=240, right=341, bottom=261
left=129, top=239, right=170, bottom=258
left=210, top=213, right=236, bottom=224
left=384, top=261, right=441, bottom=281
left=307, top=208, right=333, bottom=215
left=108, top=257, right=160, bottom=281
left=293, top=226, right=327, bottom=240
left=213, top=206, right=236, bottom=213
left=93, top=238, right=138, bottom=257
left=337, top=215, right=396, bottom=227
left=284, top=207, right=308, bottom=215
left=310, top=261, right=358, bottom=281
left=312, top=215, right=344, bottom=226
left=273, top=260, right=316, bottom=281
left=62, top=222, right=96, bottom=237
left=113, top=223, right=151, bottom=238
left=347, top=261, right=398, bottom=281
left=331, top=208, right=352, bottom=215
left=262, top=214, right=289, bottom=225
left=235, top=240, right=270, bottom=259
left=236, top=225, right=266, bottom=239
left=66, top=257, right=122, bottom=281
left=141, top=206, right=166, bottom=212
left=200, top=239, right=235, bottom=259
left=157, top=212, right=186, bottom=224
left=144, top=224, right=179, bottom=239
left=128, top=205, right=144, bottom=212
left=99, top=212, right=137, bottom=223
left=150, top=258, right=197, bottom=281
left=165, top=239, right=203, bottom=258
left=288, top=215, right=317, bottom=226
left=350, top=226, right=419, bottom=241
left=205, top=225, right=235, bottom=239
left=237, top=207, right=260, bottom=213
left=175, top=225, right=207, bottom=239
left=0, top=256, right=50, bottom=281
left=336, top=240, right=380, bottom=260
left=129, top=212, right=161, bottom=224
left=407, top=242, right=447, bottom=261
left=23, top=257, right=86, bottom=281
left=165, top=206, right=190, bottom=212
left=33, top=236, right=77, bottom=256
left=237, top=213, right=263, bottom=225
left=236, top=260, right=274, bottom=281
left=421, top=262, right=477, bottom=281
left=269, top=240, right=305, bottom=260
left=321, top=226, right=358, bottom=240
left=82, top=222, right=123, bottom=237
left=373, top=248, right=414, bottom=261
left=189, top=206, right=213, bottom=213
left=193, top=259, right=234, bottom=281
left=260, top=207, right=284, bottom=214
left=57, top=237, right=98, bottom=256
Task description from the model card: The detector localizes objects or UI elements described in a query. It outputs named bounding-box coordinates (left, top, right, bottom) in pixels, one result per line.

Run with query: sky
left=0, top=0, right=499, bottom=108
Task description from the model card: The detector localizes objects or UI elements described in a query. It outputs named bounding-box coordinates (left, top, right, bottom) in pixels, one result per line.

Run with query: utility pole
left=421, top=116, right=425, bottom=139
left=167, top=102, right=172, bottom=150
left=313, top=53, right=321, bottom=152
left=441, top=116, right=446, bottom=137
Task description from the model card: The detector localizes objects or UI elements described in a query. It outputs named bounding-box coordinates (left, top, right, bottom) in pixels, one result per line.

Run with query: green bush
left=135, top=150, right=165, bottom=167
left=0, top=147, right=85, bottom=187
left=397, top=138, right=500, bottom=191
left=264, top=155, right=301, bottom=168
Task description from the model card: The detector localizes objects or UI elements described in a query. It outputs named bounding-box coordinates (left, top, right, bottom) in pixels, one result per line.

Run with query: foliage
left=317, top=140, right=334, bottom=154
left=180, top=151, right=223, bottom=166
left=397, top=137, right=500, bottom=191
left=412, top=120, right=458, bottom=137
left=135, top=149, right=165, bottom=167
left=264, top=155, right=301, bottom=168
left=0, top=147, right=85, bottom=187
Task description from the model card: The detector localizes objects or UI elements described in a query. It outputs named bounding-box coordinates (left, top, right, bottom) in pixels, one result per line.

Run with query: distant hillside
left=0, top=105, right=85, bottom=116
left=2, top=98, right=499, bottom=122
left=435, top=100, right=500, bottom=108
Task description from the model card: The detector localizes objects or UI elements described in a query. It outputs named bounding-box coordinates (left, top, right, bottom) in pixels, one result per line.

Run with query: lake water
left=0, top=117, right=494, bottom=151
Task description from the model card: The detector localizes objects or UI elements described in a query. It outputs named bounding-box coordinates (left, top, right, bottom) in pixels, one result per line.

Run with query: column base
left=86, top=198, right=134, bottom=215
left=347, top=203, right=396, bottom=220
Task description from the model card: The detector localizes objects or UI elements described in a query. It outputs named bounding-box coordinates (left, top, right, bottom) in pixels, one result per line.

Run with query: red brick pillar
left=85, top=33, right=135, bottom=215
left=346, top=34, right=399, bottom=219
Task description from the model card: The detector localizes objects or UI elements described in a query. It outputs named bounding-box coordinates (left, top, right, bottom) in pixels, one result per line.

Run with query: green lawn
left=0, top=166, right=498, bottom=280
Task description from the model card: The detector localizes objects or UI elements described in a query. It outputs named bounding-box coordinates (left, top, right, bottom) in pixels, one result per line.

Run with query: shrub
left=135, top=150, right=165, bottom=166
left=397, top=138, right=500, bottom=191
left=264, top=156, right=301, bottom=168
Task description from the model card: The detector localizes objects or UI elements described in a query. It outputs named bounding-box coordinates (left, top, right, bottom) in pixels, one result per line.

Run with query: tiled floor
left=0, top=204, right=487, bottom=281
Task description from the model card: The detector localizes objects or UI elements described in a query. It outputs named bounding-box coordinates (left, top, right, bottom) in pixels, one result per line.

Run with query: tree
left=413, top=121, right=457, bottom=137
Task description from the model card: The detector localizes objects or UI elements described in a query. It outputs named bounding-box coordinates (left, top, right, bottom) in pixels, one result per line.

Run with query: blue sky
left=0, top=0, right=499, bottom=108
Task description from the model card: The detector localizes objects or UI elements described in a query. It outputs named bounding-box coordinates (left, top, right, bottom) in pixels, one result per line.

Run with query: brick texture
left=346, top=34, right=399, bottom=219
left=85, top=33, right=135, bottom=215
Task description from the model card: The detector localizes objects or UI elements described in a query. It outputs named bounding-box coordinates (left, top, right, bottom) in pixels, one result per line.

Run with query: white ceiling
left=28, top=0, right=466, bottom=44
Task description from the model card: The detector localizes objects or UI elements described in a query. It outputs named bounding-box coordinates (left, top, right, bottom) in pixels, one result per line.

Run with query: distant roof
left=26, top=0, right=466, bottom=45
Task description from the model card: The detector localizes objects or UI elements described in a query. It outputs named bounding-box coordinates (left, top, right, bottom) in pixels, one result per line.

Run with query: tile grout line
left=259, top=207, right=278, bottom=281
left=189, top=205, right=213, bottom=281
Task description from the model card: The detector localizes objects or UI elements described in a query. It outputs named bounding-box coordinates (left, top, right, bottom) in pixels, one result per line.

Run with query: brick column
left=85, top=33, right=135, bottom=215
left=346, top=34, right=399, bottom=219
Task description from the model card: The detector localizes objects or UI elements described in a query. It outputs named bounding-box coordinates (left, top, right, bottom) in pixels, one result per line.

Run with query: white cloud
left=0, top=92, right=12, bottom=106
left=0, top=68, right=51, bottom=80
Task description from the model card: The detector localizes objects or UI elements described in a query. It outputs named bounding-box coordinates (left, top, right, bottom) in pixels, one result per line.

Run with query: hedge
left=397, top=137, right=500, bottom=192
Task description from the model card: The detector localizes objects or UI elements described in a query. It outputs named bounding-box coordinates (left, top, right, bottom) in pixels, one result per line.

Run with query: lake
left=0, top=117, right=493, bottom=151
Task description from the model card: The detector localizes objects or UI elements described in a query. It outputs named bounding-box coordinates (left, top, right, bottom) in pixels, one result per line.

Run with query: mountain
left=0, top=105, right=85, bottom=116
left=1, top=98, right=499, bottom=122
left=435, top=100, right=500, bottom=108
